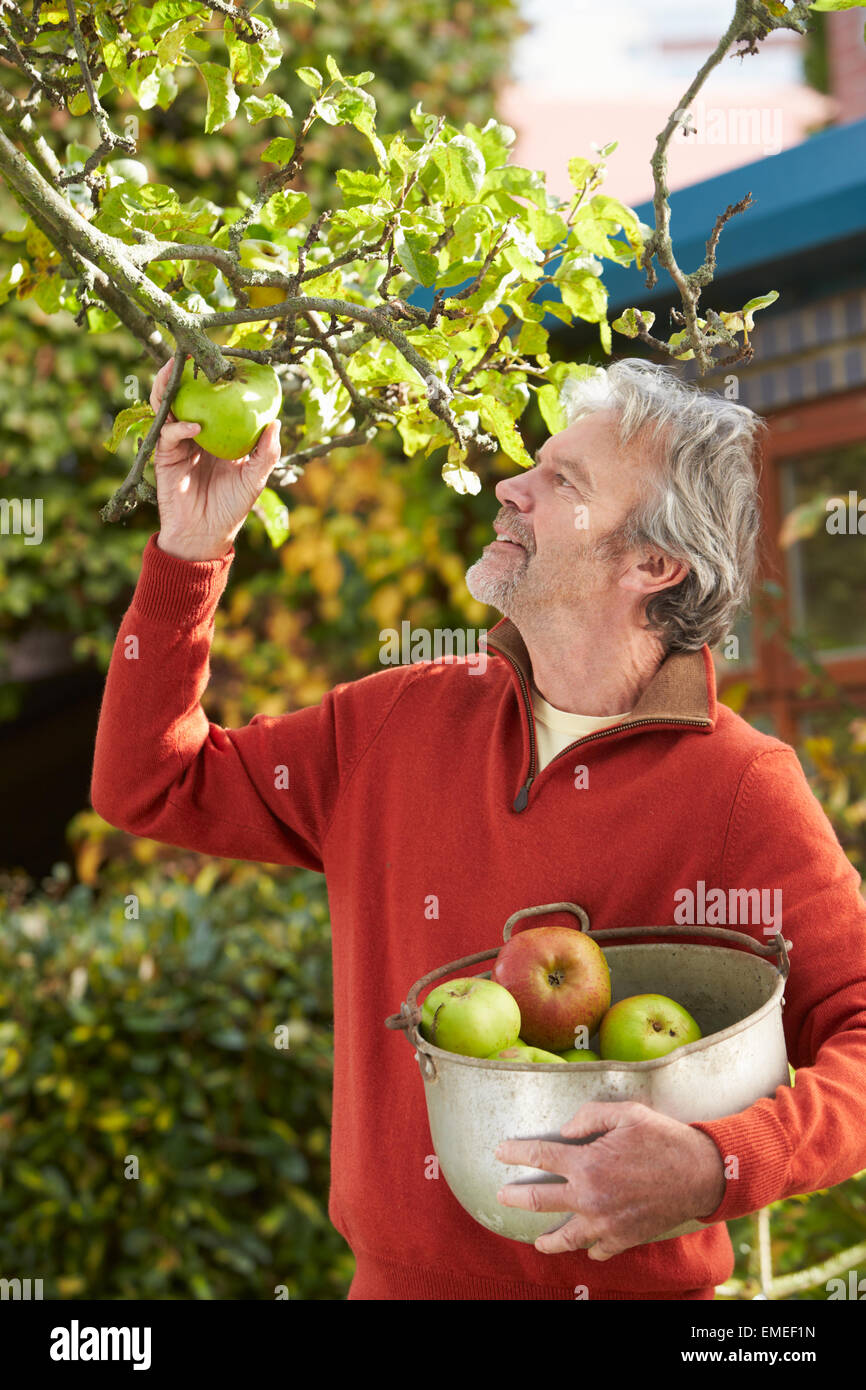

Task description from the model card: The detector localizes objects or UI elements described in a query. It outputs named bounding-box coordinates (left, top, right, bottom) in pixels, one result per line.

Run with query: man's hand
left=151, top=357, right=282, bottom=563
left=494, top=1101, right=726, bottom=1259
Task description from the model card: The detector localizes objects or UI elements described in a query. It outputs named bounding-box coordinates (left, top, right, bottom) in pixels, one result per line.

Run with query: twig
left=100, top=350, right=187, bottom=522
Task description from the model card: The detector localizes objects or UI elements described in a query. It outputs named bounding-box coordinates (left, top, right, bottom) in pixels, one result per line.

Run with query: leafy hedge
left=0, top=862, right=353, bottom=1300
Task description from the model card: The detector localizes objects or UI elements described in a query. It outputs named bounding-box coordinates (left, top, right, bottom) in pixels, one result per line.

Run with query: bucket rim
left=407, top=939, right=787, bottom=1075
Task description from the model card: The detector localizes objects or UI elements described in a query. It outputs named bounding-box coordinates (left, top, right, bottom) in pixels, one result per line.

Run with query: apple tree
left=0, top=0, right=800, bottom=547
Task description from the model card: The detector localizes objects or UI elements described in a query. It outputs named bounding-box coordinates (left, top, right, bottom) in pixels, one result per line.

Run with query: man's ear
left=620, top=551, right=689, bottom=597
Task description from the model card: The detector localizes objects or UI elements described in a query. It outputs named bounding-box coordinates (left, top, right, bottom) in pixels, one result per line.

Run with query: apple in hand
left=599, top=994, right=702, bottom=1061
left=420, top=977, right=521, bottom=1058
left=488, top=1044, right=566, bottom=1063
left=558, top=1047, right=601, bottom=1062
left=172, top=359, right=282, bottom=461
left=492, top=926, right=611, bottom=1052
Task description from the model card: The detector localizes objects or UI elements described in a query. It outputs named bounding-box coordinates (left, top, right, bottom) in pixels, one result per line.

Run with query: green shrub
left=0, top=863, right=352, bottom=1300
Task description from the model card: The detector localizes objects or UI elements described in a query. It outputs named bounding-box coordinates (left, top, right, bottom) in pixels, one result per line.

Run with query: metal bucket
left=385, top=903, right=791, bottom=1245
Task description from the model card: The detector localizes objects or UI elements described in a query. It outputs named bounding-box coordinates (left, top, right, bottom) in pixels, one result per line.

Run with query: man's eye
left=556, top=473, right=571, bottom=486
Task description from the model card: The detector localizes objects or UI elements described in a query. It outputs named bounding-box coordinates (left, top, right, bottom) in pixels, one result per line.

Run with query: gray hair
left=562, top=357, right=766, bottom=654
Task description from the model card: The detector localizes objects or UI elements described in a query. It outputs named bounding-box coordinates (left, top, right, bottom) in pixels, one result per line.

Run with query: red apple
left=491, top=926, right=610, bottom=1052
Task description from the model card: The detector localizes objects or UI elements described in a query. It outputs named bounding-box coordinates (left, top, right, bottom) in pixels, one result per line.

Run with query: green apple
left=484, top=1037, right=533, bottom=1057
left=558, top=1048, right=601, bottom=1062
left=491, top=1044, right=567, bottom=1064
left=599, top=994, right=702, bottom=1062
left=420, top=977, right=520, bottom=1058
left=172, top=359, right=282, bottom=461
left=238, top=239, right=290, bottom=312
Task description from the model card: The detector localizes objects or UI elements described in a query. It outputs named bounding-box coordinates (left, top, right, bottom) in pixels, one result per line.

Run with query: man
left=91, top=356, right=866, bottom=1300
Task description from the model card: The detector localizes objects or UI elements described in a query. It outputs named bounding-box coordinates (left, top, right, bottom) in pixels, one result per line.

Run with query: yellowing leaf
left=442, top=441, right=481, bottom=495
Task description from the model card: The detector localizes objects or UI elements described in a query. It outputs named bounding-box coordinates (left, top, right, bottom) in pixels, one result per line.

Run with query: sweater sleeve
left=689, top=745, right=866, bottom=1224
left=89, top=533, right=344, bottom=872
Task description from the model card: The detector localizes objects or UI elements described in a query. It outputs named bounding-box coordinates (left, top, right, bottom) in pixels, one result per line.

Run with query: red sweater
left=91, top=533, right=866, bottom=1300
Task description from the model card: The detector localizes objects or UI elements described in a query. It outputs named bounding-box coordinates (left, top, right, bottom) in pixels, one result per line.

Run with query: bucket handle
left=503, top=902, right=790, bottom=980
left=384, top=906, right=790, bottom=1066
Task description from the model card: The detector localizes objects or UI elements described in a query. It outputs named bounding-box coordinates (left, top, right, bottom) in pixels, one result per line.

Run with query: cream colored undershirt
left=530, top=683, right=632, bottom=772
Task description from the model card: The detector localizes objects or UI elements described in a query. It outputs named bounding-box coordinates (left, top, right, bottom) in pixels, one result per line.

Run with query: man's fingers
left=150, top=355, right=188, bottom=412
left=533, top=1215, right=595, bottom=1255
left=158, top=420, right=201, bottom=450
left=560, top=1101, right=647, bottom=1140
left=251, top=418, right=281, bottom=458
left=495, top=1137, right=571, bottom=1173
left=497, top=1179, right=575, bottom=1213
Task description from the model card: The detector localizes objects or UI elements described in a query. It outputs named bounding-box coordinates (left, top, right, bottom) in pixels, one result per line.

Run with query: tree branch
left=100, top=349, right=187, bottom=523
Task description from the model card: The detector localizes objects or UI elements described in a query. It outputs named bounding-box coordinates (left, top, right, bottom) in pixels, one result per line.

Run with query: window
left=780, top=439, right=866, bottom=660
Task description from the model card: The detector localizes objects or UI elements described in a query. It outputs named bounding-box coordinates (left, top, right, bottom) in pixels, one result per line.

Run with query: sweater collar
left=483, top=617, right=717, bottom=730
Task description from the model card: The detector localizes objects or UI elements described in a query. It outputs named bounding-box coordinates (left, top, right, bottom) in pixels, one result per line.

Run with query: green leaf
left=253, top=488, right=291, bottom=548
left=325, top=55, right=344, bottom=84
left=554, top=264, right=607, bottom=322
left=395, top=402, right=451, bottom=457
left=525, top=207, right=568, bottom=250
left=103, top=404, right=155, bottom=454
left=146, top=1, right=209, bottom=29
left=224, top=16, right=282, bottom=87
left=742, top=291, right=779, bottom=314
left=200, top=61, right=239, bottom=134
left=567, top=156, right=597, bottom=192
left=32, top=273, right=64, bottom=316
left=538, top=362, right=604, bottom=432
left=296, top=66, right=323, bottom=90
left=809, top=0, right=866, bottom=10
left=537, top=299, right=573, bottom=326
left=514, top=320, right=548, bottom=356
left=477, top=395, right=533, bottom=468
left=260, top=138, right=296, bottom=165
left=266, top=190, right=311, bottom=230
left=611, top=306, right=655, bottom=337
left=484, top=164, right=547, bottom=210
left=156, top=15, right=203, bottom=66
left=244, top=93, right=293, bottom=125
left=537, top=382, right=566, bottom=435
left=463, top=117, right=516, bottom=172
left=335, top=169, right=391, bottom=207
left=394, top=227, right=437, bottom=287
left=315, top=86, right=387, bottom=168
left=431, top=135, right=486, bottom=202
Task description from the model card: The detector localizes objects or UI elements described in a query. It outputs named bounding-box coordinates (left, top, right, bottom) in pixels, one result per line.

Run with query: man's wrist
left=691, top=1127, right=726, bottom=1218
left=157, top=532, right=233, bottom=562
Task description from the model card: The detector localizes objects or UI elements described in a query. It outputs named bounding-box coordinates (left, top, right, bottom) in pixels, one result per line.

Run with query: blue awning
left=582, top=116, right=866, bottom=315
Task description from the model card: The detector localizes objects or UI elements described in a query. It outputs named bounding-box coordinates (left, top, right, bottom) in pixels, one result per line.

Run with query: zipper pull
left=513, top=777, right=533, bottom=812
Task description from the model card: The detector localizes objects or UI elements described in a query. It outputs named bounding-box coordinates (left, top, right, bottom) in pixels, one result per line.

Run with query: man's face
left=465, top=409, right=653, bottom=622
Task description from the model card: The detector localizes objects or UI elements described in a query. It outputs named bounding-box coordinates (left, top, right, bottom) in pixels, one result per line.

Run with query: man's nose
left=494, top=473, right=533, bottom=510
